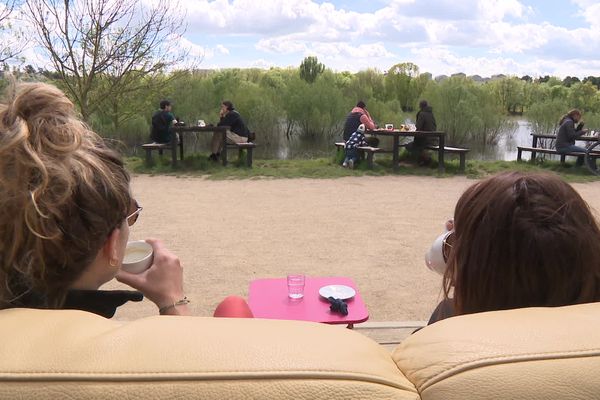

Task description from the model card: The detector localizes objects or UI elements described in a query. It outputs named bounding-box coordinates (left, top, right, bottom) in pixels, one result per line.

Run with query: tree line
left=1, top=0, right=600, bottom=156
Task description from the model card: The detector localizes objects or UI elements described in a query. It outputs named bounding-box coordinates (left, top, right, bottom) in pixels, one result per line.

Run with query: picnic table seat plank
left=226, top=141, right=257, bottom=167
left=142, top=141, right=183, bottom=166
left=425, top=145, right=470, bottom=172
left=517, top=146, right=600, bottom=163
left=334, top=142, right=381, bottom=169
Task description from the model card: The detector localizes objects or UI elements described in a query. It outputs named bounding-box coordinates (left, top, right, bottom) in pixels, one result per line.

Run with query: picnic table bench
left=517, top=133, right=600, bottom=163
left=142, top=126, right=257, bottom=168
left=227, top=141, right=257, bottom=167
left=334, top=142, right=382, bottom=168
left=425, top=145, right=469, bottom=172
left=142, top=140, right=183, bottom=166
left=336, top=132, right=469, bottom=173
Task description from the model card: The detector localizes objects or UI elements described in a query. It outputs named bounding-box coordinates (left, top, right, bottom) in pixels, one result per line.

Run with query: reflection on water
left=469, top=119, right=532, bottom=161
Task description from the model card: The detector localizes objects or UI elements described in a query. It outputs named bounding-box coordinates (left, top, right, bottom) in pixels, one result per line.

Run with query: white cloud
left=215, top=44, right=229, bottom=55
left=408, top=45, right=600, bottom=78
left=13, top=0, right=600, bottom=78
left=249, top=58, right=276, bottom=68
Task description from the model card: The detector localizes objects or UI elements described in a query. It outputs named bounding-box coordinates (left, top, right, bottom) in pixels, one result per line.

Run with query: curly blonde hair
left=0, top=82, right=131, bottom=309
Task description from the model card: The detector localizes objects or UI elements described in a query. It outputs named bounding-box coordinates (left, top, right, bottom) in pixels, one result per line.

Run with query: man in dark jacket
left=407, top=100, right=437, bottom=165
left=209, top=100, right=250, bottom=161
left=151, top=100, right=176, bottom=143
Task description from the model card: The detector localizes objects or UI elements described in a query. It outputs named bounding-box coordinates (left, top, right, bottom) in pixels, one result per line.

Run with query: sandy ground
left=107, top=175, right=600, bottom=322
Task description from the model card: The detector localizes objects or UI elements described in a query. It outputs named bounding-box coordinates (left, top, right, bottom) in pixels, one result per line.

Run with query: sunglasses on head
left=126, top=200, right=143, bottom=227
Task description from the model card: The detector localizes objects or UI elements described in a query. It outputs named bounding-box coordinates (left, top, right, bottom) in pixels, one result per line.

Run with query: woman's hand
left=116, top=238, right=190, bottom=315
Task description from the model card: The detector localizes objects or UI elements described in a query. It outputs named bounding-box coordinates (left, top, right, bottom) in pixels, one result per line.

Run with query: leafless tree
left=0, top=0, right=25, bottom=65
left=25, top=0, right=188, bottom=121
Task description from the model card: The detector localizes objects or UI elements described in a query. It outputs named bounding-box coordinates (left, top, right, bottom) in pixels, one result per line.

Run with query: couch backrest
left=0, top=309, right=417, bottom=400
left=393, top=302, right=600, bottom=400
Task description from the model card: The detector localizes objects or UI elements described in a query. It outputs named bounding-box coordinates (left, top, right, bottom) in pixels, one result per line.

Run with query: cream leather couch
left=1, top=302, right=599, bottom=399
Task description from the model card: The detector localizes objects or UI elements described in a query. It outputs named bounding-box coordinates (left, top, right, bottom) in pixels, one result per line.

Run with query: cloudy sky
left=173, top=0, right=600, bottom=78
left=13, top=0, right=600, bottom=79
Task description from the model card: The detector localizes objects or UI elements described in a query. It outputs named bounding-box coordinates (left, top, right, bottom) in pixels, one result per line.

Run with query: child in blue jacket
left=343, top=124, right=367, bottom=169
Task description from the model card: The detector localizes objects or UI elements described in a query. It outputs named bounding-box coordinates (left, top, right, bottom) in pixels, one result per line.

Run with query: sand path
left=108, top=175, right=600, bottom=322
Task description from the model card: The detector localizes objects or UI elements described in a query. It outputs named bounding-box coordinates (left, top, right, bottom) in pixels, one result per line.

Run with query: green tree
left=385, top=62, right=423, bottom=111
left=299, top=56, right=325, bottom=84
left=492, top=77, right=526, bottom=114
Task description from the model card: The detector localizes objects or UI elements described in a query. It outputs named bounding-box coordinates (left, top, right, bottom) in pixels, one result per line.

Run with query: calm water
left=469, top=119, right=532, bottom=161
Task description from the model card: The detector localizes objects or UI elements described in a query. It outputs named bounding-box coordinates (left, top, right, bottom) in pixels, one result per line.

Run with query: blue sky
left=168, top=0, right=599, bottom=78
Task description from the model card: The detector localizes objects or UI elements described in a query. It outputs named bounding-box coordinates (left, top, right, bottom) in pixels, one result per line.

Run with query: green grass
left=127, top=152, right=600, bottom=183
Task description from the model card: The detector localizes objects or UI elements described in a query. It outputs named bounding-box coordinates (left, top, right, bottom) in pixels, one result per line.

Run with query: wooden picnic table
left=531, top=133, right=598, bottom=146
left=170, top=125, right=230, bottom=167
left=369, top=129, right=446, bottom=173
left=529, top=133, right=598, bottom=160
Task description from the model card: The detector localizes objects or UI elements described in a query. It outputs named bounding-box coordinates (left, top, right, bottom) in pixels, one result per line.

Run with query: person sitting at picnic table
left=555, top=108, right=589, bottom=166
left=0, top=82, right=252, bottom=319
left=343, top=100, right=378, bottom=147
left=208, top=100, right=250, bottom=162
left=424, top=171, right=600, bottom=325
left=406, top=100, right=437, bottom=166
left=151, top=99, right=176, bottom=144
left=343, top=123, right=368, bottom=169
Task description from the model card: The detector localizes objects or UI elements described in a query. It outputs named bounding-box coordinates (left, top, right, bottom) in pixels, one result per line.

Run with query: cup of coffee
left=385, top=123, right=394, bottom=130
left=197, top=119, right=206, bottom=127
left=424, top=231, right=454, bottom=275
left=121, top=240, right=154, bottom=274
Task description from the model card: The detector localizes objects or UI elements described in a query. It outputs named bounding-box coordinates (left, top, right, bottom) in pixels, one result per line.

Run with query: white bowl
left=121, top=241, right=153, bottom=274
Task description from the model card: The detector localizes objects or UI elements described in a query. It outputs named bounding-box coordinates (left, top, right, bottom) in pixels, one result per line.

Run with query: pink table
left=248, top=276, right=369, bottom=328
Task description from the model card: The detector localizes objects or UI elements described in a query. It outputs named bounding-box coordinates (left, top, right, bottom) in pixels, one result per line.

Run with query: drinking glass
left=287, top=274, right=305, bottom=299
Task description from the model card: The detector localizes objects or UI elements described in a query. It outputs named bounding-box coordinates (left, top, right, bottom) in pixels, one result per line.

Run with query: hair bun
left=2, top=83, right=86, bottom=155
left=11, top=83, right=75, bottom=122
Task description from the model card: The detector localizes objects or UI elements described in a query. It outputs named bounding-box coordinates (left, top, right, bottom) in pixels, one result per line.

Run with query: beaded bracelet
left=159, top=296, right=190, bottom=315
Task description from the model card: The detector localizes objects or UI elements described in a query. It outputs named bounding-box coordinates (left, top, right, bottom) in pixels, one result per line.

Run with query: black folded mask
left=327, top=297, right=348, bottom=316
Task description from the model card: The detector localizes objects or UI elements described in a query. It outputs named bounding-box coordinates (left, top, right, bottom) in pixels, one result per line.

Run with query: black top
left=416, top=106, right=437, bottom=132
left=6, top=289, right=143, bottom=319
left=343, top=112, right=363, bottom=141
left=218, top=110, right=249, bottom=137
left=63, top=290, right=144, bottom=318
left=151, top=110, right=175, bottom=143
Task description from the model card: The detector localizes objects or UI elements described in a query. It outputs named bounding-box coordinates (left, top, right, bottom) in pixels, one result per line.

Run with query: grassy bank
left=127, top=153, right=600, bottom=183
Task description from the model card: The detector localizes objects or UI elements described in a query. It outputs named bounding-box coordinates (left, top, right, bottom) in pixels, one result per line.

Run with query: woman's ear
left=104, top=228, right=122, bottom=267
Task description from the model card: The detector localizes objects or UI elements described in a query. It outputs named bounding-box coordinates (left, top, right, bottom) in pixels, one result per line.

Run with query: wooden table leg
left=221, top=130, right=228, bottom=166
left=179, top=133, right=184, bottom=161
left=532, top=135, right=538, bottom=160
left=438, top=134, right=445, bottom=173
left=171, top=130, right=177, bottom=168
left=393, top=134, right=399, bottom=171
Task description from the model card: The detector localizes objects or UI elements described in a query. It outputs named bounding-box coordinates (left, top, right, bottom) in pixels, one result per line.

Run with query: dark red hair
left=444, top=171, right=600, bottom=315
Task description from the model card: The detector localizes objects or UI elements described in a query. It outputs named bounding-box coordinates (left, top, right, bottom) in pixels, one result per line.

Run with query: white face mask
left=425, top=230, right=454, bottom=275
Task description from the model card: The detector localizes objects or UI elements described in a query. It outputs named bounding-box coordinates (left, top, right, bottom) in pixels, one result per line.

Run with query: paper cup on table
left=121, top=241, right=154, bottom=274
left=385, top=124, right=394, bottom=130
